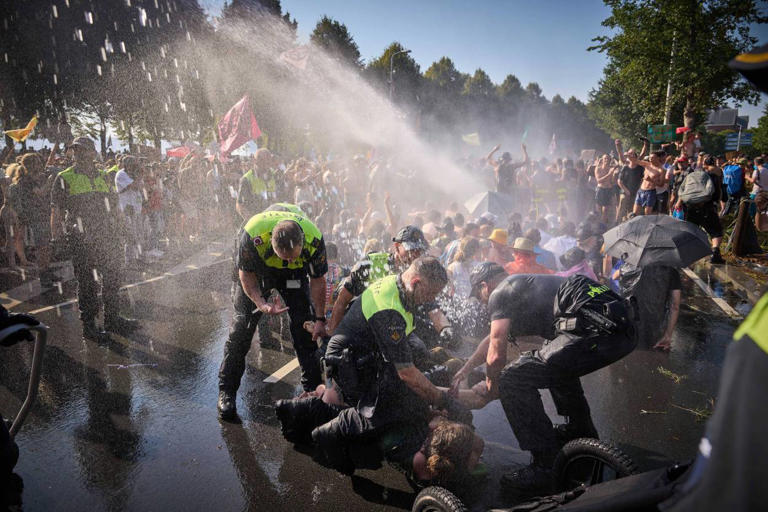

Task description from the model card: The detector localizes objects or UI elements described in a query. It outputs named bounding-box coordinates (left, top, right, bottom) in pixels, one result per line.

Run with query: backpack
left=722, top=164, right=744, bottom=196
left=679, top=169, right=714, bottom=205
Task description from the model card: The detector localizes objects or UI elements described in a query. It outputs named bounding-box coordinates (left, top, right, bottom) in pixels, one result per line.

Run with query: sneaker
left=501, top=464, right=555, bottom=494
left=218, top=390, right=237, bottom=421
left=710, top=248, right=725, bottom=264
left=104, top=316, right=140, bottom=335
left=553, top=423, right=599, bottom=447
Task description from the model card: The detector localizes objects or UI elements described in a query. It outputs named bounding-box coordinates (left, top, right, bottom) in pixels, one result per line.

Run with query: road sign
left=647, top=124, right=677, bottom=144
left=725, top=132, right=752, bottom=150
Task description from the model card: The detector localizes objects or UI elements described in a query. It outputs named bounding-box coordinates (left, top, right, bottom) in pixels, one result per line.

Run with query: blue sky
left=204, top=0, right=767, bottom=126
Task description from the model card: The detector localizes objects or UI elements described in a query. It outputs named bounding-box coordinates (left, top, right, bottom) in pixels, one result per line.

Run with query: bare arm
left=383, top=191, right=398, bottom=232
left=485, top=144, right=501, bottom=166
left=615, top=139, right=626, bottom=165
left=309, top=276, right=328, bottom=341
left=485, top=318, right=510, bottom=398
left=428, top=308, right=450, bottom=333
left=327, top=287, right=353, bottom=334
left=398, top=365, right=445, bottom=406
left=50, top=206, right=63, bottom=239
left=638, top=139, right=649, bottom=160
left=46, top=142, right=59, bottom=167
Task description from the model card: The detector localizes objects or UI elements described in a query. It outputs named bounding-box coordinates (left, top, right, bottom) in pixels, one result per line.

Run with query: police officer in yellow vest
left=235, top=149, right=276, bottom=221
left=218, top=208, right=329, bottom=420
left=314, top=257, right=458, bottom=473
left=50, top=137, right=138, bottom=341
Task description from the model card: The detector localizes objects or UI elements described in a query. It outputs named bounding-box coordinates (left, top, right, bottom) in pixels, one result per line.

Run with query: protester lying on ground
left=275, top=382, right=484, bottom=487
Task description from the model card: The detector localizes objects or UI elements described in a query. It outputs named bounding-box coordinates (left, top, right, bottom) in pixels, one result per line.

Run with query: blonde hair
left=453, top=237, right=479, bottom=263
left=5, top=163, right=26, bottom=184
left=425, top=420, right=475, bottom=484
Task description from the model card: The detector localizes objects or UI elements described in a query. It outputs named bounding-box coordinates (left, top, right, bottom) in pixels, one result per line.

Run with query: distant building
left=705, top=108, right=749, bottom=133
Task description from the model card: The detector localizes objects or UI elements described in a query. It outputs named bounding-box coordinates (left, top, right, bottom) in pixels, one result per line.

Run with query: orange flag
left=4, top=116, right=37, bottom=142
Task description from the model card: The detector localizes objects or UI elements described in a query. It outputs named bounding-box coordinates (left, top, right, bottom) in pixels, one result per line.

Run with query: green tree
left=366, top=42, right=421, bottom=104
left=753, top=105, right=768, bottom=154
left=310, top=16, right=361, bottom=69
left=589, top=0, right=766, bottom=138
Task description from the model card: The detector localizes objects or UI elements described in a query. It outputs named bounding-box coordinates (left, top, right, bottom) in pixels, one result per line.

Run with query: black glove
left=0, top=313, right=39, bottom=347
left=442, top=394, right=474, bottom=426
left=439, top=326, right=461, bottom=349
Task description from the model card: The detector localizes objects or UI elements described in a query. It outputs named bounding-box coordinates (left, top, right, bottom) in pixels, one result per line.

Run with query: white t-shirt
left=115, top=169, right=143, bottom=214
left=752, top=166, right=768, bottom=194
left=656, top=165, right=673, bottom=194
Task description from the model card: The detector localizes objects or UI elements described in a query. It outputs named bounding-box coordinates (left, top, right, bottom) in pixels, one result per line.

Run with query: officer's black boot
left=500, top=450, right=557, bottom=495
left=104, top=315, right=140, bottom=336
left=311, top=420, right=355, bottom=475
left=218, top=390, right=237, bottom=421
left=275, top=397, right=343, bottom=444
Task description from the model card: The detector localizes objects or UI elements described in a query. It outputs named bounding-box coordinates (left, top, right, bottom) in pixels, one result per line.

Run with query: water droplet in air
left=85, top=11, right=93, bottom=24
left=52, top=5, right=58, bottom=18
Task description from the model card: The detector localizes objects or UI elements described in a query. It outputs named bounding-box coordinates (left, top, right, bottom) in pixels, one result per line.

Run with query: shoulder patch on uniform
left=311, top=237, right=321, bottom=248
left=388, top=324, right=402, bottom=342
left=253, top=236, right=263, bottom=247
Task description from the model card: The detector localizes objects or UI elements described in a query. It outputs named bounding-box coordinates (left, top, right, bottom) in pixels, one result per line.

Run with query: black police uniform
left=342, top=252, right=444, bottom=361
left=218, top=213, right=328, bottom=394
left=314, top=275, right=431, bottom=473
left=51, top=166, right=123, bottom=328
left=492, top=274, right=636, bottom=463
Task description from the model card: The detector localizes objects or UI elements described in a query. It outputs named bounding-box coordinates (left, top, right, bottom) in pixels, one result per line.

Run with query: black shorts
left=685, top=203, right=723, bottom=239
left=595, top=187, right=614, bottom=207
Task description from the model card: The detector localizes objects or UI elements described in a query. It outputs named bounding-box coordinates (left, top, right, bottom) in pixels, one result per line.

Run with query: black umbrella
left=603, top=215, right=711, bottom=268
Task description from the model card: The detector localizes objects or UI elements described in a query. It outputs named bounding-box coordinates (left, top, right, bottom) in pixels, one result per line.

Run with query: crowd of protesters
left=0, top=135, right=766, bottom=348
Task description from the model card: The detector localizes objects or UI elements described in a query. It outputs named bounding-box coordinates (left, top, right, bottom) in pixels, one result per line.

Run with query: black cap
left=469, top=262, right=507, bottom=298
left=560, top=247, right=586, bottom=269
left=393, top=225, right=429, bottom=251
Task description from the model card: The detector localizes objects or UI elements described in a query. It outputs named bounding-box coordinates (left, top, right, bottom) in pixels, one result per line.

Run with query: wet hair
left=536, top=217, right=549, bottom=231
left=412, top=256, right=449, bottom=289
left=425, top=420, right=475, bottom=485
left=756, top=157, right=764, bottom=166
left=652, top=150, right=666, bottom=159
left=272, top=220, right=304, bottom=254
left=561, top=221, right=576, bottom=238
left=453, top=237, right=479, bottom=263
left=452, top=212, right=465, bottom=228
left=325, top=242, right=338, bottom=260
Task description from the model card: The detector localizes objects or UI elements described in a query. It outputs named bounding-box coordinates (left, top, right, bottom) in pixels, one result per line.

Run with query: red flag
left=217, top=96, right=262, bottom=156
left=167, top=146, right=191, bottom=158
left=675, top=126, right=691, bottom=134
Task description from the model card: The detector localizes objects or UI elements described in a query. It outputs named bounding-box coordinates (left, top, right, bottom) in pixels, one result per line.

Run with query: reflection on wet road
left=0, top=255, right=741, bottom=511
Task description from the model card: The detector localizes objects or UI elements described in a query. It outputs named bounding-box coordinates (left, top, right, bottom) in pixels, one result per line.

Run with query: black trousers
left=68, top=236, right=123, bottom=324
left=499, top=330, right=636, bottom=457
left=218, top=274, right=321, bottom=393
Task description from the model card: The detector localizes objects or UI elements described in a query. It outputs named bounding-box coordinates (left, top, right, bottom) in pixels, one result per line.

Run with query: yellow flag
left=462, top=132, right=480, bottom=146
left=3, top=116, right=38, bottom=142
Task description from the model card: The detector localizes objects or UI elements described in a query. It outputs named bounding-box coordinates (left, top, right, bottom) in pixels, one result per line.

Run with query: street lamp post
left=389, top=49, right=411, bottom=101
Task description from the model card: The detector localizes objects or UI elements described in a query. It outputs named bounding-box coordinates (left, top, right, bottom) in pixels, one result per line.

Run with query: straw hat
left=511, top=237, right=535, bottom=252
left=488, top=229, right=508, bottom=245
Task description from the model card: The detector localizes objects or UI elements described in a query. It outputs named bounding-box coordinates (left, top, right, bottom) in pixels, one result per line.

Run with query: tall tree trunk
left=683, top=94, right=696, bottom=128
left=99, top=116, right=107, bottom=158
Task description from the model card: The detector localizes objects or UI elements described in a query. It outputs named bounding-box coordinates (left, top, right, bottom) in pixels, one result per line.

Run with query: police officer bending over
left=328, top=226, right=457, bottom=350
left=218, top=209, right=328, bottom=420
left=316, top=257, right=462, bottom=474
left=450, top=263, right=636, bottom=492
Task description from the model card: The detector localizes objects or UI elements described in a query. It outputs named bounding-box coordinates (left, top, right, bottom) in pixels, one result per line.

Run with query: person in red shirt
left=504, top=237, right=555, bottom=275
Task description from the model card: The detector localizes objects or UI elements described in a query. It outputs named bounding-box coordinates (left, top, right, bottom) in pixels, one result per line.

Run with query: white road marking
left=263, top=358, right=299, bottom=383
left=25, top=258, right=230, bottom=316
left=682, top=268, right=742, bottom=319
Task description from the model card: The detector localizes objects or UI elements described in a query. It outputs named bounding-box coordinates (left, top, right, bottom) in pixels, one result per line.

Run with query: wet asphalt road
left=0, top=245, right=747, bottom=511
